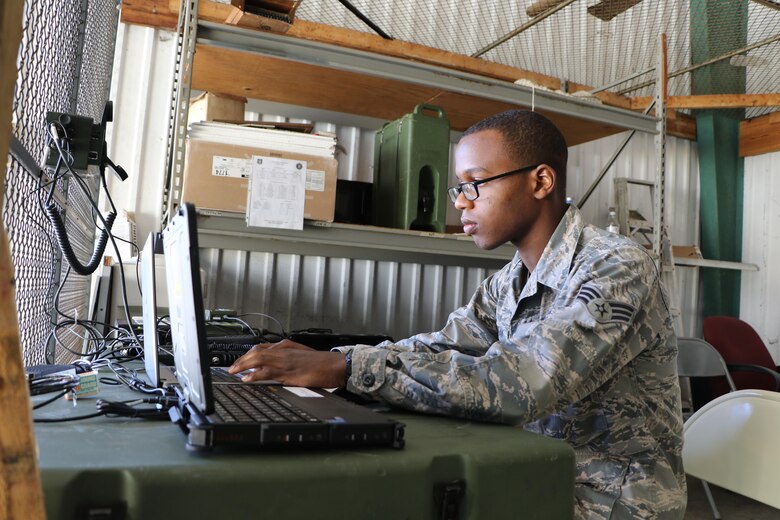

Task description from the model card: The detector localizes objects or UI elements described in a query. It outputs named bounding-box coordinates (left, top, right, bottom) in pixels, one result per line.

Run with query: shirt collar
left=514, top=204, right=584, bottom=291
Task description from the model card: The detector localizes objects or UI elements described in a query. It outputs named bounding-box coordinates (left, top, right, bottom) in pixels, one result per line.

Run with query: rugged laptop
left=162, top=203, right=405, bottom=451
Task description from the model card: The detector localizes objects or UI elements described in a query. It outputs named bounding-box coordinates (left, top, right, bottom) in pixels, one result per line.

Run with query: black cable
left=52, top=265, right=75, bottom=320
left=44, top=156, right=65, bottom=207
left=44, top=126, right=116, bottom=276
left=100, top=164, right=118, bottom=215
left=34, top=411, right=106, bottom=423
left=29, top=374, right=80, bottom=396
left=32, top=389, right=72, bottom=409
left=96, top=399, right=172, bottom=420
left=334, top=0, right=393, bottom=39
left=45, top=203, right=116, bottom=276
left=44, top=124, right=144, bottom=355
left=14, top=120, right=139, bottom=364
left=48, top=323, right=105, bottom=360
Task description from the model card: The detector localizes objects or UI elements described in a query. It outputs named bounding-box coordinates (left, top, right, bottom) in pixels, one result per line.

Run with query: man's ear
left=531, top=164, right=557, bottom=200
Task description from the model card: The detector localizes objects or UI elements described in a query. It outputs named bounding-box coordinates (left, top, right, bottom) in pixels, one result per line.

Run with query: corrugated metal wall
left=569, top=131, right=702, bottom=337
left=110, top=23, right=702, bottom=343
left=741, top=150, right=780, bottom=361
left=200, top=249, right=492, bottom=339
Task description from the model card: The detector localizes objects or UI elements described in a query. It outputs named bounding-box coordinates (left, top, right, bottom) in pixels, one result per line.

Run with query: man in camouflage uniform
left=230, top=109, right=687, bottom=519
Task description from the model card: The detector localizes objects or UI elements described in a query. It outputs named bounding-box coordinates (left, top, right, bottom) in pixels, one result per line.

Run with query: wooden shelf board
left=193, top=45, right=626, bottom=146
left=740, top=111, right=780, bottom=157
left=124, top=0, right=675, bottom=145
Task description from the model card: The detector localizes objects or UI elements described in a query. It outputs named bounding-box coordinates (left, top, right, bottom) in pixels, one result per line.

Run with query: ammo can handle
left=414, top=104, right=446, bottom=119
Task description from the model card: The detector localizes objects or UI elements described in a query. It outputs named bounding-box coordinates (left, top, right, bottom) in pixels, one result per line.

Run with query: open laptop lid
left=162, top=203, right=215, bottom=414
left=142, top=232, right=176, bottom=388
left=141, top=232, right=160, bottom=386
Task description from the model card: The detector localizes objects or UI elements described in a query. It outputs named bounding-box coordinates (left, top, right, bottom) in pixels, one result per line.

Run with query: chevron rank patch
left=576, top=285, right=636, bottom=324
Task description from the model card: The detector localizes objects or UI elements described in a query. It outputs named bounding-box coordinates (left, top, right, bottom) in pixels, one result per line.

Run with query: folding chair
left=676, top=337, right=736, bottom=519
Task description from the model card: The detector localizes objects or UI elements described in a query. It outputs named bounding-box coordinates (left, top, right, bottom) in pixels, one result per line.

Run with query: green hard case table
left=34, top=382, right=574, bottom=519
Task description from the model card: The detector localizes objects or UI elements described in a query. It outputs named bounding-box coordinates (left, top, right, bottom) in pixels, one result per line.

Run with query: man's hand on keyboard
left=228, top=339, right=347, bottom=388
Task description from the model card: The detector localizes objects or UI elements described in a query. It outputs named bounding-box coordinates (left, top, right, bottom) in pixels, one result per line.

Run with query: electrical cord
left=95, top=398, right=173, bottom=420
left=236, top=312, right=287, bottom=338
left=95, top=360, right=166, bottom=396
left=34, top=411, right=106, bottom=423
left=13, top=119, right=139, bottom=364
left=29, top=374, right=80, bottom=396
left=221, top=316, right=260, bottom=336
left=33, top=389, right=73, bottom=410
left=44, top=123, right=116, bottom=276
left=46, top=203, right=116, bottom=275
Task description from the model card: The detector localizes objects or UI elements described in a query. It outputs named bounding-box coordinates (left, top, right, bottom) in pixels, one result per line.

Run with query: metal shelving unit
left=165, top=0, right=660, bottom=265
left=197, top=213, right=516, bottom=268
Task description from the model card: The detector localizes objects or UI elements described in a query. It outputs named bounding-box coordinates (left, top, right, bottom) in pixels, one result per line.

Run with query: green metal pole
left=690, top=0, right=747, bottom=317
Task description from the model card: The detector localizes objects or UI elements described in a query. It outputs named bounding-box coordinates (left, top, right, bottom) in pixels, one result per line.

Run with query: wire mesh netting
left=298, top=0, right=780, bottom=118
left=3, top=0, right=118, bottom=366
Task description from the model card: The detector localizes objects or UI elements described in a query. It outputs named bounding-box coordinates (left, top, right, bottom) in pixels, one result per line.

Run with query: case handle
left=414, top=103, right=446, bottom=119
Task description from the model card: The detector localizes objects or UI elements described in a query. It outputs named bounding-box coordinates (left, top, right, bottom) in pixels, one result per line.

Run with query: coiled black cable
left=45, top=203, right=116, bottom=276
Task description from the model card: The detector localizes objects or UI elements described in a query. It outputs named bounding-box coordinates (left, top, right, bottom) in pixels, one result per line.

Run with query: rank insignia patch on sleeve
left=576, top=285, right=636, bottom=324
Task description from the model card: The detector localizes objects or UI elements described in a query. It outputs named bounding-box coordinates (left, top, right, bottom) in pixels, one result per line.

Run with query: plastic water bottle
left=606, top=207, right=620, bottom=234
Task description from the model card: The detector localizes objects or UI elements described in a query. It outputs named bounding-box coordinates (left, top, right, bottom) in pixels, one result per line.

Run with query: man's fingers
left=228, top=342, right=276, bottom=373
left=228, top=350, right=261, bottom=374
left=240, top=367, right=267, bottom=383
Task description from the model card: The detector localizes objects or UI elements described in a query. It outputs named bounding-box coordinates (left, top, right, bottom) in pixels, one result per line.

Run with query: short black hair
left=462, top=110, right=568, bottom=194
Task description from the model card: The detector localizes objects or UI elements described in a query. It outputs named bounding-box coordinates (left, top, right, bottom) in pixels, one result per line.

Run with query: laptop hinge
left=434, top=480, right=466, bottom=520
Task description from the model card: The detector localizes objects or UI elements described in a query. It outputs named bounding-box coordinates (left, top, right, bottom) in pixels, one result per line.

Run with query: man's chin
left=471, top=237, right=501, bottom=251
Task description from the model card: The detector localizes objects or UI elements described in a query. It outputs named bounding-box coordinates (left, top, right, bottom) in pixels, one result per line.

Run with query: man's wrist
left=343, top=349, right=353, bottom=386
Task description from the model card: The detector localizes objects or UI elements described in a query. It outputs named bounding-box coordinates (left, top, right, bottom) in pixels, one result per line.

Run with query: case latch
left=435, top=479, right=466, bottom=520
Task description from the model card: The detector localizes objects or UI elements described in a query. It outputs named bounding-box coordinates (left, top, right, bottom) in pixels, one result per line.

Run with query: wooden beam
left=740, top=111, right=780, bottom=157
left=661, top=34, right=668, bottom=105
left=632, top=93, right=780, bottom=110
left=751, top=0, right=780, bottom=11
left=666, top=110, right=697, bottom=141
left=0, top=1, right=47, bottom=519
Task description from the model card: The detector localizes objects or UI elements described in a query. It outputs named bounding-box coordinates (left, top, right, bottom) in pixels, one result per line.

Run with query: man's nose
left=453, top=192, right=473, bottom=211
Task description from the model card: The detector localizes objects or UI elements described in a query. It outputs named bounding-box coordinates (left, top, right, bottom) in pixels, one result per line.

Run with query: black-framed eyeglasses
left=448, top=164, right=540, bottom=204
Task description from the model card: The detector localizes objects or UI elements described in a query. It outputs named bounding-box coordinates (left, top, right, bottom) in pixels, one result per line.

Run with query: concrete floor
left=685, top=476, right=780, bottom=519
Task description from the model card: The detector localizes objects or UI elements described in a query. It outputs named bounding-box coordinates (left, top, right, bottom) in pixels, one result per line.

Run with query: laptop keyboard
left=210, top=367, right=241, bottom=383
left=213, top=385, right=321, bottom=424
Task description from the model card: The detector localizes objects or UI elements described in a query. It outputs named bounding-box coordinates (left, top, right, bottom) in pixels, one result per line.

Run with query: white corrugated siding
left=110, top=23, right=702, bottom=342
left=568, top=131, right=701, bottom=337
left=741, top=150, right=780, bottom=362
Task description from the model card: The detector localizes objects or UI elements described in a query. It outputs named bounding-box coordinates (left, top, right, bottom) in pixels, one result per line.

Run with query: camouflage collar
left=516, top=205, right=583, bottom=292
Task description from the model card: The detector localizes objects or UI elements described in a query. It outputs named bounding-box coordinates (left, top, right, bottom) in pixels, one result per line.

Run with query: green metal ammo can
left=372, top=104, right=450, bottom=233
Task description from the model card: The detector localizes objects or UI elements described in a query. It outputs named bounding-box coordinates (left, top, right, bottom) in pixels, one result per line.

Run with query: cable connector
left=49, top=122, right=61, bottom=141
left=204, top=308, right=237, bottom=321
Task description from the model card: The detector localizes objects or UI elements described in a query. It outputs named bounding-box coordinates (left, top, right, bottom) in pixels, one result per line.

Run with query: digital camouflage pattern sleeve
left=334, top=206, right=686, bottom=519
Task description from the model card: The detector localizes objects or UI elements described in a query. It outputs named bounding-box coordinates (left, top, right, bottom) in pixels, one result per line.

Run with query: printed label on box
left=247, top=155, right=306, bottom=230
left=305, top=169, right=325, bottom=192
left=212, top=156, right=251, bottom=179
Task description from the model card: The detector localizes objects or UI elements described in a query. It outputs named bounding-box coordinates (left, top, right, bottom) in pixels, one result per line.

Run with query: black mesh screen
left=3, top=0, right=119, bottom=365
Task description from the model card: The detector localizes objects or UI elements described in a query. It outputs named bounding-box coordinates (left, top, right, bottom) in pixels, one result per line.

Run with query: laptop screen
left=141, top=233, right=160, bottom=386
left=162, top=203, right=214, bottom=414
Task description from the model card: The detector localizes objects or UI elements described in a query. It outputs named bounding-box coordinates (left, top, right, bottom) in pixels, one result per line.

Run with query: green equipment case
left=372, top=104, right=450, bottom=233
left=34, top=373, right=575, bottom=519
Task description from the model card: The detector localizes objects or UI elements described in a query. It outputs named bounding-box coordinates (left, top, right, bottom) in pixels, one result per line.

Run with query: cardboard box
left=188, top=92, right=247, bottom=126
left=181, top=139, right=337, bottom=222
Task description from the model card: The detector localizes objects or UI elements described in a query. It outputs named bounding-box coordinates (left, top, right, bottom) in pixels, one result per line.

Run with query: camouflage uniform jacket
left=337, top=206, right=686, bottom=519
